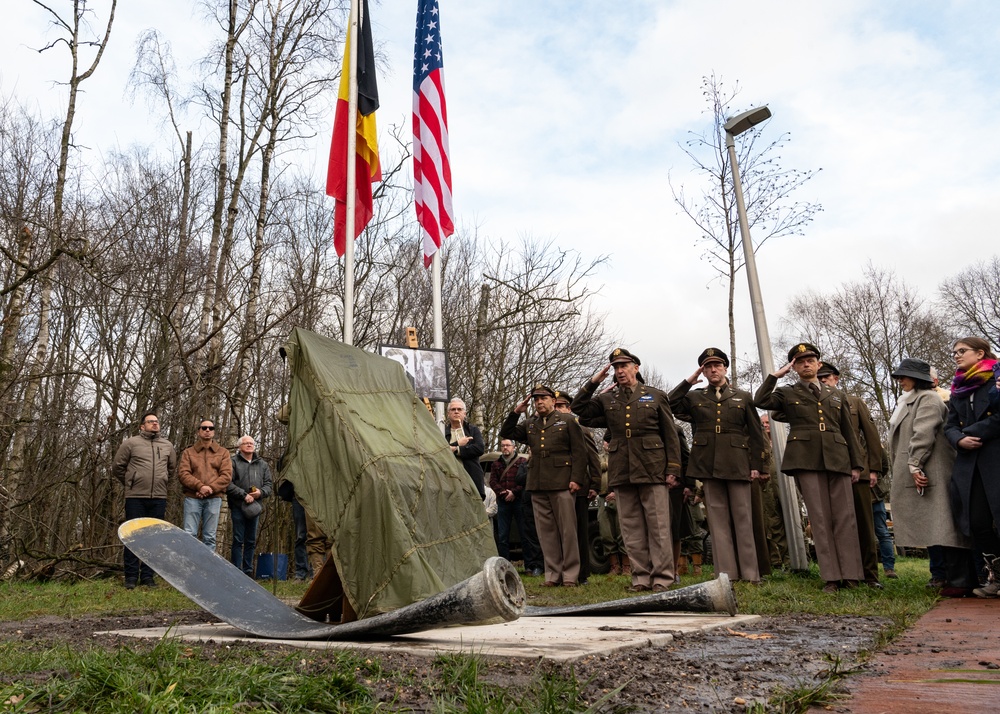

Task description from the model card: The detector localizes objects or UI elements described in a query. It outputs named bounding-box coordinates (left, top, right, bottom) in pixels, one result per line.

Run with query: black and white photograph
left=378, top=345, right=450, bottom=403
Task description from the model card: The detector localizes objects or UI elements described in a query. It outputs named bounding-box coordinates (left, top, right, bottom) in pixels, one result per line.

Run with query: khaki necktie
left=622, top=387, right=632, bottom=400
left=715, top=387, right=722, bottom=400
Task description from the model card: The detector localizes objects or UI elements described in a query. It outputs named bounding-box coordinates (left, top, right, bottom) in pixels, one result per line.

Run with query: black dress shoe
left=139, top=578, right=156, bottom=587
left=124, top=579, right=137, bottom=590
left=865, top=579, right=883, bottom=590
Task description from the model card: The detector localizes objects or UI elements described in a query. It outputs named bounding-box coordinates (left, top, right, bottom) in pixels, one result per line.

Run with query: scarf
left=951, top=358, right=998, bottom=397
left=889, top=388, right=918, bottom=429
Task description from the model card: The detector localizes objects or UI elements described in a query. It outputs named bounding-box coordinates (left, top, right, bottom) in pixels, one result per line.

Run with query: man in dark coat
left=669, top=348, right=768, bottom=582
left=501, top=384, right=590, bottom=586
left=572, top=348, right=683, bottom=592
left=753, top=343, right=865, bottom=593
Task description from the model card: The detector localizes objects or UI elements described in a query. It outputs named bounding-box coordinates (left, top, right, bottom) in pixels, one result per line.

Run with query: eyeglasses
left=952, top=348, right=973, bottom=358
left=200, top=426, right=215, bottom=431
left=144, top=419, right=159, bottom=425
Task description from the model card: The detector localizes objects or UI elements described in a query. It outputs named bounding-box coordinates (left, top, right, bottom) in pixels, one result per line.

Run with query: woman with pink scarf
left=944, top=336, right=1000, bottom=598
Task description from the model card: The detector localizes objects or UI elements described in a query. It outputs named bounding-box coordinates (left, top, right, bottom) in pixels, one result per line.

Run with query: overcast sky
left=3, top=0, right=999, bottom=383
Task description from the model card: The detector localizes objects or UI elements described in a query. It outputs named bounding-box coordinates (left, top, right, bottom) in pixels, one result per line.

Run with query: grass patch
left=0, top=577, right=310, bottom=621
left=0, top=559, right=940, bottom=713
left=0, top=637, right=378, bottom=713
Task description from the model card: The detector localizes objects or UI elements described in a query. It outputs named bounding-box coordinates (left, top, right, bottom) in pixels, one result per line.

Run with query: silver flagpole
left=432, top=251, right=444, bottom=427
left=343, top=0, right=360, bottom=345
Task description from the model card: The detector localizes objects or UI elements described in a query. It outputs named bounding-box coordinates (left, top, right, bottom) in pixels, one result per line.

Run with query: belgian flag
left=326, top=0, right=380, bottom=256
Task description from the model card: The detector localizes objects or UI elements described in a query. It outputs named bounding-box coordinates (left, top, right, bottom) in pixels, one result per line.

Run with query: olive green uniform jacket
left=844, top=392, right=884, bottom=474
left=571, top=382, right=682, bottom=489
left=500, top=411, right=589, bottom=491
left=753, top=375, right=864, bottom=476
left=668, top=380, right=767, bottom=481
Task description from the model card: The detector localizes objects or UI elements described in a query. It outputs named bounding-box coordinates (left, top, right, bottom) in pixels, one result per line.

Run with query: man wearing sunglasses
left=178, top=420, right=233, bottom=550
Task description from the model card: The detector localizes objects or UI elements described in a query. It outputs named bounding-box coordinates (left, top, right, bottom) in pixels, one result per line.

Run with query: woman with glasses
left=944, top=337, right=1000, bottom=598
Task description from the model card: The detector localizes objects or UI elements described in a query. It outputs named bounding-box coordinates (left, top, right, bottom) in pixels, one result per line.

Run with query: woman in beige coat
left=888, top=358, right=976, bottom=596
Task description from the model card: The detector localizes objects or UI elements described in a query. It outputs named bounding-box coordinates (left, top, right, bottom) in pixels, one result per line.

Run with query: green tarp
left=281, top=328, right=497, bottom=618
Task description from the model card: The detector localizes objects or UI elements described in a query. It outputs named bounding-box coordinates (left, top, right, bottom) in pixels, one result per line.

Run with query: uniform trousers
left=795, top=471, right=863, bottom=582
left=760, top=479, right=789, bottom=569
left=750, top=481, right=772, bottom=577
left=703, top=480, right=759, bottom=582
left=598, top=496, right=626, bottom=558
left=574, top=494, right=591, bottom=583
left=616, top=483, right=675, bottom=588
left=851, top=480, right=879, bottom=582
left=532, top=490, right=581, bottom=584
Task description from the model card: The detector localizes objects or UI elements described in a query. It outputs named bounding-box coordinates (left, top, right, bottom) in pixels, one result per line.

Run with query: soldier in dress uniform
left=500, top=384, right=589, bottom=587
left=753, top=343, right=865, bottom=593
left=553, top=389, right=600, bottom=585
left=571, top=348, right=682, bottom=592
left=669, top=347, right=768, bottom=582
left=816, top=361, right=885, bottom=589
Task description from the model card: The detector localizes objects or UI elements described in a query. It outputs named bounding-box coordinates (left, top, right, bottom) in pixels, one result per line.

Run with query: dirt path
left=0, top=611, right=887, bottom=711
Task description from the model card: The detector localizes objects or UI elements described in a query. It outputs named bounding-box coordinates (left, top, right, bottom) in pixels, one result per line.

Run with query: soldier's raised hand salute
left=591, top=363, right=611, bottom=385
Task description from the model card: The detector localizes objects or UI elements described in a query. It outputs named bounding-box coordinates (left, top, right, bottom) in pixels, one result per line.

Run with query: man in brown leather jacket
left=572, top=348, right=682, bottom=591
left=178, top=419, right=233, bottom=550
left=501, top=384, right=590, bottom=587
left=753, top=343, right=864, bottom=593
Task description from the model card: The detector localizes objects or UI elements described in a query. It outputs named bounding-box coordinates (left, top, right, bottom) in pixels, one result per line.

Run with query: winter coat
left=444, top=421, right=486, bottom=499
left=227, top=452, right=274, bottom=509
left=112, top=431, right=177, bottom=499
left=944, top=380, right=1000, bottom=537
left=178, top=440, right=233, bottom=499
left=889, top=389, right=970, bottom=549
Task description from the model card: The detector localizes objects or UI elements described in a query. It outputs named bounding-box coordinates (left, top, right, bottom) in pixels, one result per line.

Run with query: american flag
left=413, top=0, right=454, bottom=268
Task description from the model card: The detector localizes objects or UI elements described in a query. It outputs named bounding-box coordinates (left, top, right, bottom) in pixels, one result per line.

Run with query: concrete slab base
left=99, top=612, right=760, bottom=663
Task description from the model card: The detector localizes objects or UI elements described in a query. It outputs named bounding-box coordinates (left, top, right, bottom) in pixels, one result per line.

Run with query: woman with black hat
left=944, top=337, right=1000, bottom=598
left=888, top=358, right=976, bottom=597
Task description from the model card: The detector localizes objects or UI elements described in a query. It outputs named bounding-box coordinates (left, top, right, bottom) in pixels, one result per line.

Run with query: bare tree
left=781, top=264, right=950, bottom=433
left=2, top=0, right=118, bottom=557
left=938, top=256, right=1000, bottom=348
left=671, top=74, right=822, bottom=381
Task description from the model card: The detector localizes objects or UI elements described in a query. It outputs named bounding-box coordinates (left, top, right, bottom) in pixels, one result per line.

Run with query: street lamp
left=724, top=105, right=810, bottom=571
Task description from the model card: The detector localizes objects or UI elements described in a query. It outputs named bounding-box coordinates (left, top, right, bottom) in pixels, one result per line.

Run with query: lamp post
left=724, top=106, right=809, bottom=571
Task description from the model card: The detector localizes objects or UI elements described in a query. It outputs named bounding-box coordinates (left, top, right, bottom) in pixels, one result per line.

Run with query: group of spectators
left=112, top=414, right=274, bottom=589
left=888, top=337, right=1000, bottom=598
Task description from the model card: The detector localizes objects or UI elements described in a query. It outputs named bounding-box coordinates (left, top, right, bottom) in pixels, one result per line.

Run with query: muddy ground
left=0, top=610, right=887, bottom=711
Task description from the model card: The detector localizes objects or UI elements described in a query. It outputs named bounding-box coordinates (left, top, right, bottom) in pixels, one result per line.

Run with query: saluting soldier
left=816, top=361, right=885, bottom=589
left=553, top=389, right=600, bottom=585
left=500, top=384, right=589, bottom=587
left=571, top=348, right=682, bottom=592
left=753, top=343, right=865, bottom=593
left=669, top=347, right=768, bottom=583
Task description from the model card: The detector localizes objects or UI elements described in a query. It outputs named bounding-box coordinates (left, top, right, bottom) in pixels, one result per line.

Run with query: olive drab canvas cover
left=281, top=328, right=496, bottom=617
